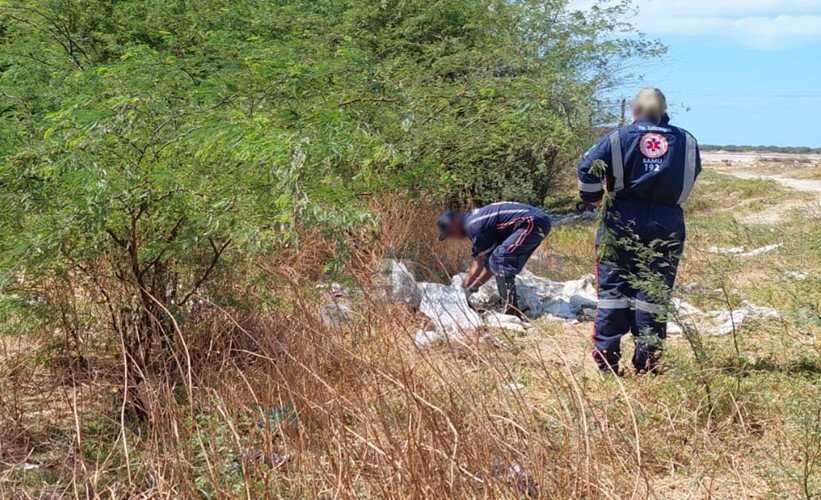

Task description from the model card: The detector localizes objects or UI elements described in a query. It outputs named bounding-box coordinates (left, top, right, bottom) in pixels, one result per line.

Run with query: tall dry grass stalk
left=5, top=194, right=807, bottom=499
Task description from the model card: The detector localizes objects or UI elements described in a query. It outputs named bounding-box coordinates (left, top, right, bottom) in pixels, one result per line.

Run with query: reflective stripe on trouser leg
left=593, top=251, right=632, bottom=370
left=630, top=249, right=682, bottom=372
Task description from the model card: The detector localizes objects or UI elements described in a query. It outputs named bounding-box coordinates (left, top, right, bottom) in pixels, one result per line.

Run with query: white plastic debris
left=482, top=311, right=531, bottom=333
left=707, top=244, right=783, bottom=257
left=462, top=271, right=597, bottom=321
left=372, top=259, right=422, bottom=308
left=707, top=301, right=780, bottom=335
left=503, top=383, right=526, bottom=393
left=481, top=332, right=510, bottom=349
left=385, top=262, right=782, bottom=342
left=551, top=211, right=597, bottom=227
left=741, top=244, right=783, bottom=256
left=668, top=298, right=780, bottom=335
left=671, top=298, right=704, bottom=317
left=707, top=246, right=745, bottom=255
left=414, top=329, right=450, bottom=346
left=319, top=303, right=351, bottom=328
left=330, top=283, right=347, bottom=298
left=784, top=271, right=810, bottom=281
left=666, top=322, right=684, bottom=335
left=416, top=282, right=483, bottom=334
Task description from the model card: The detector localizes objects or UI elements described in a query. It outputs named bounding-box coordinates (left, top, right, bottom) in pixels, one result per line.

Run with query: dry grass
left=1, top=171, right=820, bottom=499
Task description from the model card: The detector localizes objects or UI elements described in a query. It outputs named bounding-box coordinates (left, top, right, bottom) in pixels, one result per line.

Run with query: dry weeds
left=1, top=173, right=819, bottom=499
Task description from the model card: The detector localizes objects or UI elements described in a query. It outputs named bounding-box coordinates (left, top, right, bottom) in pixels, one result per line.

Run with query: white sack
left=416, top=282, right=483, bottom=333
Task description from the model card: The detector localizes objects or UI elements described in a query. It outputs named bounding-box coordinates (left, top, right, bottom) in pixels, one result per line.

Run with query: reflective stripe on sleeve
left=578, top=180, right=604, bottom=193
left=610, top=131, right=624, bottom=192
left=678, top=133, right=697, bottom=204
left=466, top=209, right=528, bottom=227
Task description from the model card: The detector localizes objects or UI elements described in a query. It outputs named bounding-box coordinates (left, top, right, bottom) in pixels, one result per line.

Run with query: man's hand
left=463, top=257, right=486, bottom=289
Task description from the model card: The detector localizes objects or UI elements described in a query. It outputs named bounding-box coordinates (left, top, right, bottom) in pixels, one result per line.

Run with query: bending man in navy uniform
left=437, top=202, right=551, bottom=318
left=578, top=88, right=701, bottom=374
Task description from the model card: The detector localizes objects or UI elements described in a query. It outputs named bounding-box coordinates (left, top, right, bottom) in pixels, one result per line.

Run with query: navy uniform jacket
left=463, top=202, right=548, bottom=258
left=577, top=116, right=701, bottom=206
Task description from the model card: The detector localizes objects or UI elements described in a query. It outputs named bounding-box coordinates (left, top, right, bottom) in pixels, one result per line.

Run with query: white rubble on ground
left=706, top=243, right=783, bottom=257
left=372, top=260, right=783, bottom=344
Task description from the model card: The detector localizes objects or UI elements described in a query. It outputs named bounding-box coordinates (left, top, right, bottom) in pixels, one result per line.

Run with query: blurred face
left=438, top=216, right=466, bottom=241
left=447, top=218, right=466, bottom=239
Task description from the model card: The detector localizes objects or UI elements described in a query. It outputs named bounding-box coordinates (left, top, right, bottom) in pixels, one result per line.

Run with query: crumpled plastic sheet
left=456, top=271, right=598, bottom=321
left=706, top=301, right=781, bottom=335
left=482, top=312, right=531, bottom=333
left=372, top=259, right=422, bottom=308
left=416, top=282, right=483, bottom=334
left=375, top=260, right=782, bottom=344
left=668, top=299, right=780, bottom=336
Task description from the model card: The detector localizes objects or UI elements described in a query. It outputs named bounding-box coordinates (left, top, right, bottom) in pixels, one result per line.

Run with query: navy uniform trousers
left=487, top=216, right=551, bottom=278
left=593, top=199, right=685, bottom=373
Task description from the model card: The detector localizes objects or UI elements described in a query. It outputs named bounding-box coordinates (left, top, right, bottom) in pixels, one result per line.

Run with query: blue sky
left=580, top=0, right=821, bottom=146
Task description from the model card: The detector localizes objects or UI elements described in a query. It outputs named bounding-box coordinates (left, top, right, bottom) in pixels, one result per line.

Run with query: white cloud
left=574, top=0, right=821, bottom=49
left=657, top=14, right=821, bottom=49
left=635, top=0, right=820, bottom=17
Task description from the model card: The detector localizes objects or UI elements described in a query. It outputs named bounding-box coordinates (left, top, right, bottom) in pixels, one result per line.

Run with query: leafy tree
left=0, top=0, right=659, bottom=413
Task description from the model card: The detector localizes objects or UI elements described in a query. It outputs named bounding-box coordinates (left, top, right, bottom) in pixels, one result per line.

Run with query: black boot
left=496, top=275, right=528, bottom=320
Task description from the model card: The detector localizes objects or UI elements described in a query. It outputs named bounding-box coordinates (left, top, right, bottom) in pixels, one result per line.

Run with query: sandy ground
left=703, top=152, right=821, bottom=224
left=702, top=151, right=821, bottom=164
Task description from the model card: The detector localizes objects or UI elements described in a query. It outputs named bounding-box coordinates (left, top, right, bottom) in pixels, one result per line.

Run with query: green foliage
left=0, top=0, right=659, bottom=390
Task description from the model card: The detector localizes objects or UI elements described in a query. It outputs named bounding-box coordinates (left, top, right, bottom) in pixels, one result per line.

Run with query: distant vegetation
left=0, top=0, right=656, bottom=451
left=2, top=2, right=820, bottom=498
left=702, top=144, right=821, bottom=154
left=0, top=0, right=658, bottom=381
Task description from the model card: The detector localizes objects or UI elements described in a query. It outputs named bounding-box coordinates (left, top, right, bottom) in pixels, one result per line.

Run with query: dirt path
left=722, top=171, right=821, bottom=195
left=708, top=160, right=821, bottom=224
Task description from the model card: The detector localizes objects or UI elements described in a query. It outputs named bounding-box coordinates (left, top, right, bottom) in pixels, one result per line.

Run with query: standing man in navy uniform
left=578, top=88, right=701, bottom=374
left=437, top=202, right=551, bottom=319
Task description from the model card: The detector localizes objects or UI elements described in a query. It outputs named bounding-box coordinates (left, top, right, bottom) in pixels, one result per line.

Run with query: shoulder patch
left=639, top=133, right=669, bottom=159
